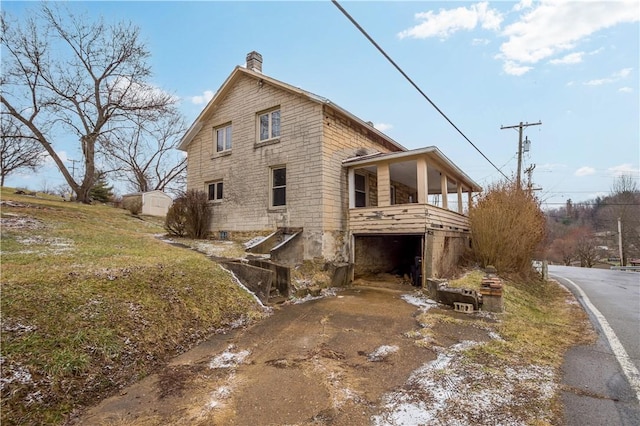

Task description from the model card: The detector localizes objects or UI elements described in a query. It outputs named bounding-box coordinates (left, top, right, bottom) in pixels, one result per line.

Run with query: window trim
left=354, top=172, right=367, bottom=208
left=207, top=180, right=224, bottom=203
left=214, top=123, right=232, bottom=154
left=256, top=107, right=281, bottom=145
left=269, top=165, right=286, bottom=209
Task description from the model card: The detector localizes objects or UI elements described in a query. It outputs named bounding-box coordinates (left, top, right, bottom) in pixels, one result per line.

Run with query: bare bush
left=164, top=190, right=210, bottom=239
left=183, top=190, right=211, bottom=239
left=123, top=198, right=143, bottom=216
left=469, top=180, right=546, bottom=275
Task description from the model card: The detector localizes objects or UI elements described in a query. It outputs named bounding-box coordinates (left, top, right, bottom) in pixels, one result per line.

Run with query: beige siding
left=185, top=74, right=325, bottom=250
left=320, top=108, right=399, bottom=259
left=349, top=204, right=470, bottom=234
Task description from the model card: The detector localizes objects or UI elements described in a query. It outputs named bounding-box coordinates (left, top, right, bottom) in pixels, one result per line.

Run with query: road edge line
left=551, top=273, right=640, bottom=403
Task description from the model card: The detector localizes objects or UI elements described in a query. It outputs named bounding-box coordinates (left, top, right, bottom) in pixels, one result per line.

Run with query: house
left=178, top=52, right=481, bottom=282
left=122, top=190, right=173, bottom=217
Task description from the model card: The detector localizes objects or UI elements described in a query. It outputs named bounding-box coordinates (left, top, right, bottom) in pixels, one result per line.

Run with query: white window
left=215, top=124, right=232, bottom=153
left=207, top=181, right=224, bottom=201
left=271, top=166, right=286, bottom=207
left=258, top=109, right=280, bottom=142
left=355, top=173, right=367, bottom=208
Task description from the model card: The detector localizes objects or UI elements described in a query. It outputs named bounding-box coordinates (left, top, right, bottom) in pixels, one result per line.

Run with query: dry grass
left=0, top=188, right=263, bottom=425
left=444, top=269, right=596, bottom=424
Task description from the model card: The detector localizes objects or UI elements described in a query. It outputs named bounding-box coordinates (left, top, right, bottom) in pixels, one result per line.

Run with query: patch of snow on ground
left=372, top=340, right=556, bottom=425
left=206, top=384, right=232, bottom=409
left=208, top=345, right=251, bottom=369
left=368, top=345, right=399, bottom=362
left=293, top=287, right=339, bottom=304
left=401, top=293, right=438, bottom=311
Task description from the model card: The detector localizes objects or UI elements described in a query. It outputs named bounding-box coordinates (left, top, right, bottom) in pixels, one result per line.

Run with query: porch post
left=468, top=190, right=473, bottom=210
left=417, top=158, right=429, bottom=204
left=457, top=183, right=463, bottom=214
left=348, top=168, right=355, bottom=209
left=440, top=173, right=448, bottom=210
left=378, top=162, right=391, bottom=207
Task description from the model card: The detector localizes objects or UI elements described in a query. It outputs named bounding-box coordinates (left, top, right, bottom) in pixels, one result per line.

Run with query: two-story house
left=178, top=52, right=481, bottom=282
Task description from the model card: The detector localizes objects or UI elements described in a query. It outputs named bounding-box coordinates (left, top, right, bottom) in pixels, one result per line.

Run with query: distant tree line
left=544, top=175, right=640, bottom=267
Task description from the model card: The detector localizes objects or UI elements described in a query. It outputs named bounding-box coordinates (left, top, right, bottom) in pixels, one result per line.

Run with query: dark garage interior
left=353, top=234, right=423, bottom=286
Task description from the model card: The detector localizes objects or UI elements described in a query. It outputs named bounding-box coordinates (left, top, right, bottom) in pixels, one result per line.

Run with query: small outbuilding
left=122, top=190, right=173, bottom=217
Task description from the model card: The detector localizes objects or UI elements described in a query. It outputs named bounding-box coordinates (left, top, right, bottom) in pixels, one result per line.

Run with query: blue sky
left=3, top=1, right=639, bottom=208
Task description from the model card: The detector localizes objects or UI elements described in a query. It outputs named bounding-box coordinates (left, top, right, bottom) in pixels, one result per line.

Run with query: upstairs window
left=271, top=166, right=286, bottom=207
left=258, top=109, right=280, bottom=142
left=208, top=181, right=224, bottom=201
left=215, top=124, right=232, bottom=153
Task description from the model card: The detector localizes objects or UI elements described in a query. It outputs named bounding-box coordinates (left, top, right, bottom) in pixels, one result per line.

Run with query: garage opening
left=353, top=234, right=423, bottom=287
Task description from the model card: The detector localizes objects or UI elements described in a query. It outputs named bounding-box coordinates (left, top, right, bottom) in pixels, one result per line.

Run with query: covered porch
left=343, top=147, right=482, bottom=280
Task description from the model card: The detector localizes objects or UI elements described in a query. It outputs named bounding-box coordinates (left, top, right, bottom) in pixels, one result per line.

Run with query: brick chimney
left=246, top=51, right=263, bottom=73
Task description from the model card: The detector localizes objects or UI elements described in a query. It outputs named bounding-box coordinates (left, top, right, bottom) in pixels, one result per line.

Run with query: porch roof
left=342, top=146, right=482, bottom=192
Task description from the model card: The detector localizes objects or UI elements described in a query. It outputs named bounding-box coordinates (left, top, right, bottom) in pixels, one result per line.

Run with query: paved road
left=550, top=265, right=640, bottom=426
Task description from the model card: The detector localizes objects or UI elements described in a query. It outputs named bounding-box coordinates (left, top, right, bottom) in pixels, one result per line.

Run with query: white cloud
left=191, top=90, right=214, bottom=105
left=497, top=1, right=638, bottom=75
left=608, top=164, right=639, bottom=177
left=513, top=0, right=533, bottom=12
left=538, top=163, right=567, bottom=172
left=618, top=86, right=633, bottom=93
left=549, top=52, right=584, bottom=65
left=472, top=38, right=490, bottom=46
left=584, top=67, right=633, bottom=86
left=398, top=2, right=503, bottom=39
left=575, top=166, right=596, bottom=177
left=374, top=123, right=393, bottom=132
left=503, top=60, right=532, bottom=76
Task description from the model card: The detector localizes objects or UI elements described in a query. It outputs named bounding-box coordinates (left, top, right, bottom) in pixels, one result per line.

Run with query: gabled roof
left=178, top=66, right=407, bottom=152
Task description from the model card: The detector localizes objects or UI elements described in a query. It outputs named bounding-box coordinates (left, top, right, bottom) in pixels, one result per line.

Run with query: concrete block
left=454, top=302, right=474, bottom=313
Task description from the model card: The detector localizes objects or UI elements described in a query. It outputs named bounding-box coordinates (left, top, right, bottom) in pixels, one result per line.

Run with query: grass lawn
left=0, top=188, right=263, bottom=425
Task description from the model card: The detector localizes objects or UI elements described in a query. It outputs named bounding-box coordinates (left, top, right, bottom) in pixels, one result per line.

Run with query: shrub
left=165, top=198, right=188, bottom=237
left=123, top=197, right=143, bottom=216
left=468, top=179, right=546, bottom=275
left=164, top=190, right=211, bottom=239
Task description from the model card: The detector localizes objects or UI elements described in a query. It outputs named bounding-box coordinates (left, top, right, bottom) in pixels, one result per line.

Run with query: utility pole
left=500, top=121, right=542, bottom=189
left=618, top=217, right=624, bottom=266
left=68, top=158, right=80, bottom=180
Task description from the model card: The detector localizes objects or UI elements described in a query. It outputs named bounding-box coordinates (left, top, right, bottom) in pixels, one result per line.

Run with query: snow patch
left=368, top=345, right=399, bottom=362
left=372, top=339, right=556, bottom=425
left=293, top=287, right=339, bottom=304
left=209, top=345, right=251, bottom=369
left=401, top=293, right=438, bottom=311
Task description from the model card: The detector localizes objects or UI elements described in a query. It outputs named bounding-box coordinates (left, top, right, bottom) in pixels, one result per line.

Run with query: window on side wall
left=207, top=180, right=224, bottom=202
left=355, top=173, right=367, bottom=207
left=271, top=166, right=286, bottom=207
left=215, top=124, right=232, bottom=153
left=258, top=108, right=280, bottom=142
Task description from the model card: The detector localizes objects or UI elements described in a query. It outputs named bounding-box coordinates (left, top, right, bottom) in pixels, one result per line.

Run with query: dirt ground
left=70, top=278, right=498, bottom=426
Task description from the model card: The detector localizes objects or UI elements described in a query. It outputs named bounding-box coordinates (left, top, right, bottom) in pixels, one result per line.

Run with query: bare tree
left=0, top=114, right=45, bottom=186
left=573, top=227, right=599, bottom=268
left=99, top=109, right=186, bottom=194
left=1, top=4, right=175, bottom=203
left=597, top=175, right=640, bottom=264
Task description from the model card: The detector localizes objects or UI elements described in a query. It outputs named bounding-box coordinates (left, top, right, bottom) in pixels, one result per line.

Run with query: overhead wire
left=331, top=0, right=509, bottom=181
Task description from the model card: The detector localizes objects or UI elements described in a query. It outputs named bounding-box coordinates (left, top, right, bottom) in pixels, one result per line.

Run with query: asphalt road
left=550, top=265, right=640, bottom=426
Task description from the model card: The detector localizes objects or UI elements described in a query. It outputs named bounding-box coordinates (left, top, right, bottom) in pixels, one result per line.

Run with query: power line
left=331, top=0, right=509, bottom=181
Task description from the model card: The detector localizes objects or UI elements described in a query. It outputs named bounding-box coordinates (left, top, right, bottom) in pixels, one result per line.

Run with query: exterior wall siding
left=320, top=108, right=399, bottom=260
left=185, top=75, right=325, bottom=254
